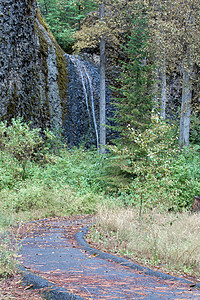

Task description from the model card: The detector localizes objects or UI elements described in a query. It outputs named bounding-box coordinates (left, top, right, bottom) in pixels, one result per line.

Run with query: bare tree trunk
left=99, top=2, right=106, bottom=154
left=191, top=196, right=200, bottom=213
left=152, top=1, right=167, bottom=119
left=153, top=67, right=159, bottom=108
left=160, top=57, right=167, bottom=119
left=43, top=0, right=48, bottom=14
left=179, top=67, right=192, bottom=147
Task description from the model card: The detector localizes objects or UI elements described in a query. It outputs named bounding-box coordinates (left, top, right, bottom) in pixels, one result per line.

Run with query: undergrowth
left=0, top=117, right=199, bottom=278
left=0, top=214, right=17, bottom=279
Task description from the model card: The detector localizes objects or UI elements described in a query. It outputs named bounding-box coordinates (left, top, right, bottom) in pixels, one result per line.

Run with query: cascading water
left=68, top=55, right=99, bottom=149
left=64, top=54, right=115, bottom=148
left=65, top=54, right=100, bottom=147
left=70, top=56, right=92, bottom=132
left=82, top=62, right=99, bottom=149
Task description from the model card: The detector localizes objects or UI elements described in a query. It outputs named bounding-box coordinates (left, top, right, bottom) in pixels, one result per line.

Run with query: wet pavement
left=18, top=216, right=200, bottom=299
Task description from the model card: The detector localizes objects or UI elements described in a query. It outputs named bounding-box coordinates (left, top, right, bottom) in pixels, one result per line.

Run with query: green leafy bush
left=108, top=115, right=200, bottom=211
left=0, top=118, right=43, bottom=179
left=190, top=113, right=200, bottom=145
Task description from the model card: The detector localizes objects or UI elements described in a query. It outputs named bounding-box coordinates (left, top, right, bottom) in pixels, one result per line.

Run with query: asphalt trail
left=18, top=216, right=200, bottom=299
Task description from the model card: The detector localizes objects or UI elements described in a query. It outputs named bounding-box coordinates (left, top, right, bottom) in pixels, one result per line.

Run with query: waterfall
left=82, top=62, right=99, bottom=150
left=64, top=54, right=115, bottom=148
left=65, top=55, right=99, bottom=149
left=70, top=56, right=92, bottom=131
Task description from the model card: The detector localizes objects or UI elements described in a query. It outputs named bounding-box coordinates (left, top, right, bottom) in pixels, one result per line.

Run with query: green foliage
left=0, top=118, right=199, bottom=220
left=0, top=118, right=63, bottom=183
left=43, top=11, right=75, bottom=52
left=169, top=146, right=200, bottom=208
left=112, top=7, right=154, bottom=138
left=43, top=127, right=65, bottom=155
left=0, top=119, right=107, bottom=216
left=0, top=118, right=44, bottom=179
left=114, top=115, right=177, bottom=177
left=38, top=0, right=97, bottom=52
left=190, top=113, right=200, bottom=145
left=108, top=115, right=200, bottom=211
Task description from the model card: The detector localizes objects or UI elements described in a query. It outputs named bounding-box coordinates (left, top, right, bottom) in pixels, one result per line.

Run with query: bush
left=108, top=115, right=200, bottom=211
left=0, top=118, right=43, bottom=179
left=190, top=113, right=200, bottom=145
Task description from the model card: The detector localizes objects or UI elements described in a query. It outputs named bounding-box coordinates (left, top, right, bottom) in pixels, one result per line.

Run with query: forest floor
left=1, top=214, right=200, bottom=300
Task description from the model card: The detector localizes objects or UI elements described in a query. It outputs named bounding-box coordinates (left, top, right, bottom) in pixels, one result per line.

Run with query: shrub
left=0, top=118, right=43, bottom=179
left=108, top=115, right=200, bottom=211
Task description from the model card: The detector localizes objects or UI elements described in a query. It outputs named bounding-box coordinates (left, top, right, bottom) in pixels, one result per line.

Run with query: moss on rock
left=35, top=6, right=69, bottom=126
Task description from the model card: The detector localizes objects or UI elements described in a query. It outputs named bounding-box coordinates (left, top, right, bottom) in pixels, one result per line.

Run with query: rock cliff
left=0, top=0, right=68, bottom=130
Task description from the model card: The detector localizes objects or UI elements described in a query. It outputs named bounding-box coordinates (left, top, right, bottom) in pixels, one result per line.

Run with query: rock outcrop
left=0, top=0, right=114, bottom=146
left=0, top=0, right=68, bottom=130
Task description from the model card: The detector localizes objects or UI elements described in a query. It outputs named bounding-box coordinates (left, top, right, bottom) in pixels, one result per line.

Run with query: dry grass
left=0, top=228, right=19, bottom=280
left=93, top=206, right=200, bottom=277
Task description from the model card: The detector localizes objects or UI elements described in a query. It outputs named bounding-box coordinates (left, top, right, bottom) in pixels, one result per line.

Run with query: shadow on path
left=17, top=215, right=200, bottom=299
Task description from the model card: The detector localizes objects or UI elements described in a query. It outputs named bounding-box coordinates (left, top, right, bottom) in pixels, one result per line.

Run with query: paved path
left=18, top=216, right=200, bottom=299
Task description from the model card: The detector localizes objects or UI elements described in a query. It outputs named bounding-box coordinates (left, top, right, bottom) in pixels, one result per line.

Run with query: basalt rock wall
left=0, top=0, right=68, bottom=130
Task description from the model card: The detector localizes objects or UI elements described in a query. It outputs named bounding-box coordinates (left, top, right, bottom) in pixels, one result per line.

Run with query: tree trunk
left=179, top=67, right=192, bottom=147
left=160, top=57, right=167, bottom=119
left=153, top=67, right=159, bottom=109
left=99, top=2, right=106, bottom=154
left=191, top=196, right=200, bottom=213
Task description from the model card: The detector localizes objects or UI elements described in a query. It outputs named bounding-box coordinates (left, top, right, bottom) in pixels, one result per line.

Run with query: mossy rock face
left=0, top=0, right=68, bottom=130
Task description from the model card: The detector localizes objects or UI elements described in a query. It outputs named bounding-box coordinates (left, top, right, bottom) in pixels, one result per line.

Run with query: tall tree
left=74, top=0, right=200, bottom=148
left=99, top=1, right=106, bottom=154
left=38, top=0, right=97, bottom=52
left=150, top=0, right=200, bottom=147
left=149, top=0, right=171, bottom=119
left=73, top=0, right=140, bottom=151
left=74, top=0, right=109, bottom=153
left=112, top=10, right=154, bottom=142
left=170, top=0, right=199, bottom=147
left=179, top=63, right=192, bottom=147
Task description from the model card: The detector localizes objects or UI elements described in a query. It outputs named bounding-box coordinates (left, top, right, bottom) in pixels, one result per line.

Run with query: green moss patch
left=35, top=7, right=69, bottom=125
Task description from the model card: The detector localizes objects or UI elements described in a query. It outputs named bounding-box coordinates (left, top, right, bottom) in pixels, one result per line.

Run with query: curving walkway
left=17, top=215, right=200, bottom=299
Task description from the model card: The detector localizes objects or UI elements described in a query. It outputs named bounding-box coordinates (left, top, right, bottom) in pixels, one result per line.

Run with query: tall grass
left=92, top=206, right=200, bottom=277
left=0, top=214, right=18, bottom=278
